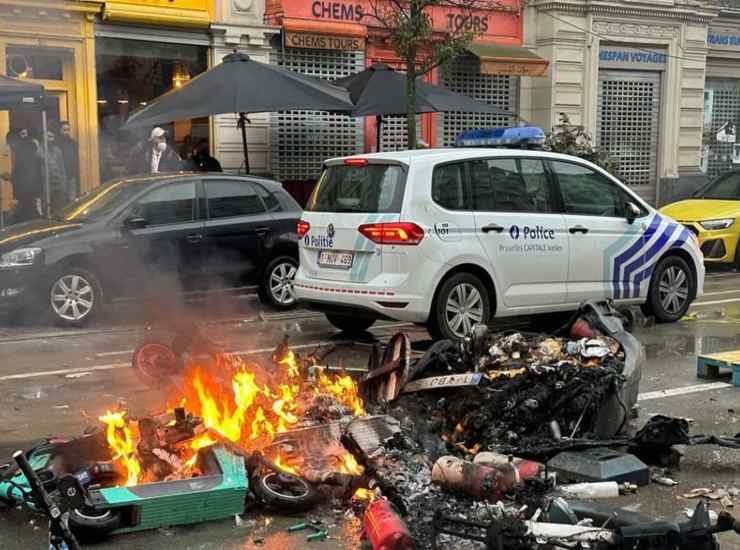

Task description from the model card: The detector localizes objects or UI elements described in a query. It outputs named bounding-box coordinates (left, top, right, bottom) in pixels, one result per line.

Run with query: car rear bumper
left=294, top=276, right=430, bottom=323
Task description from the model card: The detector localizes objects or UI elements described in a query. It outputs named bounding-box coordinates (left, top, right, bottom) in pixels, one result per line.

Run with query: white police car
left=294, top=128, right=705, bottom=340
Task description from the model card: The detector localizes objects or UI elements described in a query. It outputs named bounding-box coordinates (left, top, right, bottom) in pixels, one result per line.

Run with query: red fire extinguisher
left=363, top=498, right=414, bottom=550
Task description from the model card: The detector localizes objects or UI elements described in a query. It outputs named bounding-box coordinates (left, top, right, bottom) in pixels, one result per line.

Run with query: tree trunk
left=406, top=48, right=417, bottom=150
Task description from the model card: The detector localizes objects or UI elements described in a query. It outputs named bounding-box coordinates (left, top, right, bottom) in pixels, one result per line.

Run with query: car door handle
left=481, top=223, right=504, bottom=234
left=186, top=233, right=203, bottom=243
left=569, top=225, right=589, bottom=234
left=253, top=226, right=270, bottom=235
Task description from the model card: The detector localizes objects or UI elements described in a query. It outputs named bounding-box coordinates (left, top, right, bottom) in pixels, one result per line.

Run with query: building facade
left=0, top=0, right=100, bottom=196
left=523, top=0, right=716, bottom=206
left=211, top=0, right=277, bottom=174
left=264, top=0, right=549, bottom=192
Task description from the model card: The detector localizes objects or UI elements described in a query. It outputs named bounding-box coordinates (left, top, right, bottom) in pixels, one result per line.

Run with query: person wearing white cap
left=127, top=127, right=182, bottom=175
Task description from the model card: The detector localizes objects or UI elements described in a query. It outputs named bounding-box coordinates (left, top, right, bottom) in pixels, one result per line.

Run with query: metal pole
left=41, top=110, right=51, bottom=219
left=238, top=112, right=250, bottom=174
left=376, top=115, right=382, bottom=153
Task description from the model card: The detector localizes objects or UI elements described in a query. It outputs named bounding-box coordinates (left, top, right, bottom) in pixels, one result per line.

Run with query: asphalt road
left=1, top=269, right=740, bottom=549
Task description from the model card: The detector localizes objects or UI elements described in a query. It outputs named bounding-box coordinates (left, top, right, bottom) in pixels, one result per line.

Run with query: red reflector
left=297, top=220, right=310, bottom=237
left=343, top=158, right=369, bottom=166
left=358, top=222, right=424, bottom=245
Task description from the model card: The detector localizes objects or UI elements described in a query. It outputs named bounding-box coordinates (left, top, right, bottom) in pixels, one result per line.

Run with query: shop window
left=95, top=37, right=209, bottom=183
left=270, top=45, right=364, bottom=181
left=704, top=79, right=740, bottom=179
left=440, top=55, right=519, bottom=147
left=6, top=47, right=64, bottom=80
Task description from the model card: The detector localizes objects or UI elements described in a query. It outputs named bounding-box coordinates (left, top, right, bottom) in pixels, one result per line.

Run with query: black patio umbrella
left=124, top=52, right=354, bottom=172
left=334, top=63, right=513, bottom=151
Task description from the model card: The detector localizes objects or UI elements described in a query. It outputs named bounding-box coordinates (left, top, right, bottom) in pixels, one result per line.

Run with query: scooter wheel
left=69, top=506, right=122, bottom=540
left=132, top=340, right=180, bottom=386
left=252, top=470, right=318, bottom=513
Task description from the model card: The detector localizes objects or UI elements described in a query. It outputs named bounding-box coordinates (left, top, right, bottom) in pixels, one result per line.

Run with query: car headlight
left=0, top=247, right=42, bottom=268
left=699, top=218, right=735, bottom=230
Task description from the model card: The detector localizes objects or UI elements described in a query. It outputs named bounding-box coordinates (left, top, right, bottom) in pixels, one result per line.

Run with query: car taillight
left=297, top=220, right=310, bottom=237
left=358, top=222, right=424, bottom=245
left=343, top=158, right=368, bottom=166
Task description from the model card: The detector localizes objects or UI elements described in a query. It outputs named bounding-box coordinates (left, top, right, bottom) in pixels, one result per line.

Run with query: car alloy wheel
left=269, top=261, right=297, bottom=307
left=444, top=282, right=484, bottom=339
left=658, top=265, right=689, bottom=315
left=50, top=274, right=95, bottom=322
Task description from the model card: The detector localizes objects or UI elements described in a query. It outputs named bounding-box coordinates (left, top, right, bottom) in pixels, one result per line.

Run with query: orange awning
left=467, top=42, right=549, bottom=77
left=282, top=18, right=367, bottom=38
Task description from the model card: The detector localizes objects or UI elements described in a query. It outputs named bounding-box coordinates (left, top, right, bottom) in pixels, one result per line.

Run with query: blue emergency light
left=454, top=126, right=546, bottom=148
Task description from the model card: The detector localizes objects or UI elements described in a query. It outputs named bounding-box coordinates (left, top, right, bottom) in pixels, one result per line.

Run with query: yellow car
left=661, top=171, right=740, bottom=268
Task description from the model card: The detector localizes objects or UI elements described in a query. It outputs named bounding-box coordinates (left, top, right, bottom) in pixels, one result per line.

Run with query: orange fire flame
left=98, top=410, right=141, bottom=486
left=352, top=488, right=376, bottom=502
left=100, top=346, right=365, bottom=486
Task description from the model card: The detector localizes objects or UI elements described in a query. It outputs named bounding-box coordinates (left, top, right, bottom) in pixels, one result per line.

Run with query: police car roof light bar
left=454, top=126, right=546, bottom=149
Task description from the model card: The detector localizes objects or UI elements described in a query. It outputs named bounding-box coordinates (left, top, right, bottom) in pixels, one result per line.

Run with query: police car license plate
left=318, top=250, right=354, bottom=269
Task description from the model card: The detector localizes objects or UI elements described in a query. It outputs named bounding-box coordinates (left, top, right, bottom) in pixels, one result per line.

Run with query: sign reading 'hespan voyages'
left=599, top=46, right=667, bottom=70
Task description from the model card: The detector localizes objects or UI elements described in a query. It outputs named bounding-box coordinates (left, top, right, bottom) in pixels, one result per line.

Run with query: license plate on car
left=318, top=250, right=354, bottom=269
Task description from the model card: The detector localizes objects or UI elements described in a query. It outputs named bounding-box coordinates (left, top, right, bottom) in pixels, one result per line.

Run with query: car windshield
left=306, top=164, right=406, bottom=213
left=694, top=173, right=740, bottom=200
left=59, top=178, right=152, bottom=222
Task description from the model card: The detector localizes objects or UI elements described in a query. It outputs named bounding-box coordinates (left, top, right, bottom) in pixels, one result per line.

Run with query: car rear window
left=306, top=164, right=406, bottom=213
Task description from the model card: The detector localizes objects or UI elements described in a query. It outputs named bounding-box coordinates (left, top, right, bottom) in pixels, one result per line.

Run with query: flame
left=274, top=455, right=299, bottom=475
left=339, top=452, right=363, bottom=475
left=98, top=410, right=141, bottom=486
left=352, top=488, right=376, bottom=501
left=101, top=344, right=367, bottom=486
left=316, top=370, right=365, bottom=417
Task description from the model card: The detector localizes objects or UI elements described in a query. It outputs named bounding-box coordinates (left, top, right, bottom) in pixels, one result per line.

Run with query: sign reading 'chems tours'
left=598, top=46, right=667, bottom=70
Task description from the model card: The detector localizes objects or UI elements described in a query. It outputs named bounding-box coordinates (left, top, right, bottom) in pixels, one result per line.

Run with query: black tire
left=46, top=267, right=103, bottom=326
left=259, top=255, right=298, bottom=310
left=735, top=241, right=740, bottom=273
left=644, top=255, right=694, bottom=323
left=251, top=470, right=318, bottom=513
left=325, top=314, right=375, bottom=334
left=428, top=272, right=491, bottom=341
left=69, top=506, right=122, bottom=541
left=131, top=340, right=181, bottom=386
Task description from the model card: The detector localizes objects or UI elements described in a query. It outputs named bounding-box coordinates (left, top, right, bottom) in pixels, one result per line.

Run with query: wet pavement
left=1, top=269, right=740, bottom=549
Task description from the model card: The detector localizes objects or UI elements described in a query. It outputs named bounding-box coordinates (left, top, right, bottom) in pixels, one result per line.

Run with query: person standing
left=44, top=130, right=68, bottom=214
left=127, top=127, right=182, bottom=175
left=10, top=128, right=44, bottom=223
left=58, top=121, right=79, bottom=201
left=190, top=139, right=222, bottom=172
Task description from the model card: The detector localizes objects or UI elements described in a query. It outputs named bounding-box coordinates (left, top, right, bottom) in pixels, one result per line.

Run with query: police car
left=294, top=127, right=705, bottom=340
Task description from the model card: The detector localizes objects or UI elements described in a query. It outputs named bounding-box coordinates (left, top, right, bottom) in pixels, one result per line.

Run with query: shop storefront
left=527, top=1, right=714, bottom=205
left=0, top=0, right=100, bottom=208
left=703, top=21, right=740, bottom=179
left=265, top=0, right=548, bottom=184
left=91, top=0, right=213, bottom=183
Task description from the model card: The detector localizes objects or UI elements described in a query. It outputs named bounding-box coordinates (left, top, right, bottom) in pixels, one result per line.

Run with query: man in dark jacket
left=128, top=127, right=182, bottom=175
left=189, top=139, right=222, bottom=172
left=10, top=128, right=44, bottom=223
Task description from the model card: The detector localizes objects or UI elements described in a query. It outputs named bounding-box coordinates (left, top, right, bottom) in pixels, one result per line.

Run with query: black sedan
left=0, top=173, right=302, bottom=325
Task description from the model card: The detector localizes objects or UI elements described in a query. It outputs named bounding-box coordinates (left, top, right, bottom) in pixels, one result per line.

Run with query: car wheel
left=260, top=256, right=298, bottom=310
left=325, top=314, right=375, bottom=334
left=735, top=241, right=740, bottom=272
left=428, top=272, right=491, bottom=341
left=47, top=268, right=102, bottom=326
left=645, top=256, right=693, bottom=323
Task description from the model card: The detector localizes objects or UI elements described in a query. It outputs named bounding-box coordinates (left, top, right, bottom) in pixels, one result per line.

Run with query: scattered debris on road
left=2, top=301, right=740, bottom=549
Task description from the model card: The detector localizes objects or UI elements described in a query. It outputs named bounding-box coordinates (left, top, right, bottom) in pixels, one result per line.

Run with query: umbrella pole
left=376, top=115, right=382, bottom=153
left=238, top=112, right=250, bottom=174
left=42, top=110, right=51, bottom=219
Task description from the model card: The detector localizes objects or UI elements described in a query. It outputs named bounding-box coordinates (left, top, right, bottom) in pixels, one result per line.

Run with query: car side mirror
left=625, top=201, right=641, bottom=225
left=123, top=216, right=147, bottom=230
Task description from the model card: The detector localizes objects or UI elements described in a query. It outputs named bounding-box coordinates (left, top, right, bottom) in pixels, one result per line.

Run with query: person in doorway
left=9, top=128, right=44, bottom=223
left=128, top=127, right=182, bottom=175
left=58, top=121, right=80, bottom=201
left=189, top=139, right=222, bottom=172
left=44, top=130, right=68, bottom=214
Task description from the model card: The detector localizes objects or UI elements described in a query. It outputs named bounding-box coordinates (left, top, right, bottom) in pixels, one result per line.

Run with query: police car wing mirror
left=123, top=216, right=147, bottom=230
left=625, top=202, right=641, bottom=225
